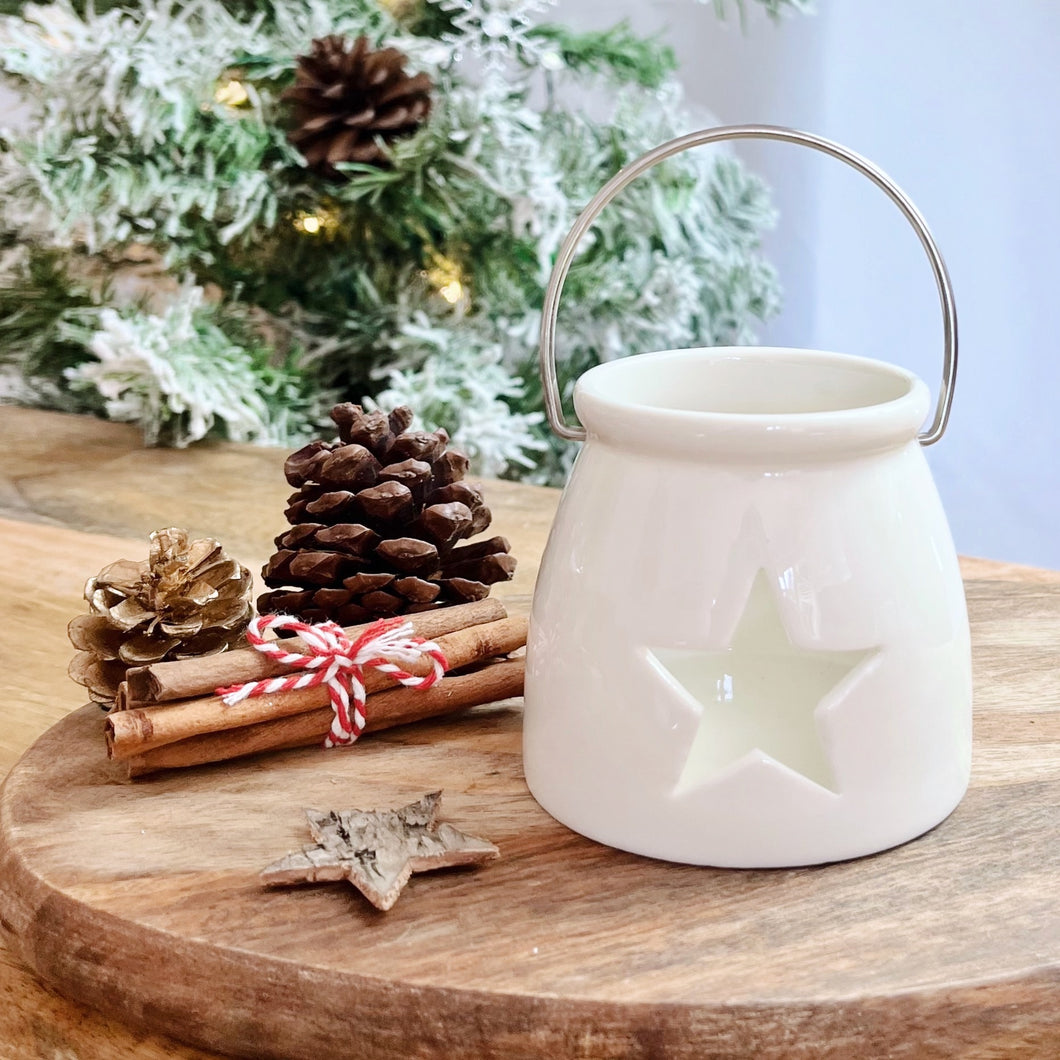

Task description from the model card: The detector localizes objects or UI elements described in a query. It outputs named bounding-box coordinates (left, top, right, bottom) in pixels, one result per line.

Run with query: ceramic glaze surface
left=523, top=347, right=972, bottom=867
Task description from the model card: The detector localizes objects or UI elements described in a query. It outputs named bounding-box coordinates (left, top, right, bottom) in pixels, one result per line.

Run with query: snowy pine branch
left=0, top=0, right=804, bottom=479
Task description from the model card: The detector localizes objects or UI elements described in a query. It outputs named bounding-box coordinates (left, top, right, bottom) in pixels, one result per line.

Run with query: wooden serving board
left=2, top=577, right=1060, bottom=1059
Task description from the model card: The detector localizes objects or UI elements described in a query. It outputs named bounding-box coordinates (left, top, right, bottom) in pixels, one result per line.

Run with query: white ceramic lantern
left=523, top=125, right=972, bottom=868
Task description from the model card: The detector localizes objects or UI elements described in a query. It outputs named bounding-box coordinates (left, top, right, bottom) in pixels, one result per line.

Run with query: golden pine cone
left=283, top=34, right=431, bottom=178
left=68, top=528, right=254, bottom=706
left=258, top=404, right=516, bottom=625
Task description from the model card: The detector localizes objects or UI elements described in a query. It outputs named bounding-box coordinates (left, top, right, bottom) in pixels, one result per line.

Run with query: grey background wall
left=565, top=0, right=1060, bottom=568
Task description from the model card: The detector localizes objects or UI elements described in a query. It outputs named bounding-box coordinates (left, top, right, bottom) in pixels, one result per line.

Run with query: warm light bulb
left=439, top=280, right=464, bottom=305
left=215, top=79, right=249, bottom=107
left=426, top=255, right=469, bottom=308
left=378, top=0, right=419, bottom=16
left=293, top=210, right=337, bottom=235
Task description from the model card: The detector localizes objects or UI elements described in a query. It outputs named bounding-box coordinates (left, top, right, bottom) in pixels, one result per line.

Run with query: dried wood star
left=261, top=791, right=498, bottom=910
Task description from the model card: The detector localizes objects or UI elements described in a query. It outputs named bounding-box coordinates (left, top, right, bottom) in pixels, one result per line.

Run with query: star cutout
left=647, top=572, right=875, bottom=795
left=261, top=791, right=499, bottom=910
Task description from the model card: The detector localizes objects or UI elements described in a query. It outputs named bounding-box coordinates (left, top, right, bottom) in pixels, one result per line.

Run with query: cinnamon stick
left=124, top=658, right=525, bottom=778
left=121, top=598, right=507, bottom=707
left=106, top=615, right=528, bottom=761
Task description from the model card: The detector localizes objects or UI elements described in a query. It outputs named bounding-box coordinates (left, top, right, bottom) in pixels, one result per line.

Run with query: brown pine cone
left=258, top=404, right=516, bottom=625
left=283, top=34, right=431, bottom=178
left=68, top=528, right=254, bottom=707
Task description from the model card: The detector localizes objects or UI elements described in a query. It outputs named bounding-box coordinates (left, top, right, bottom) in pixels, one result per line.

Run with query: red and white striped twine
left=215, top=615, right=448, bottom=748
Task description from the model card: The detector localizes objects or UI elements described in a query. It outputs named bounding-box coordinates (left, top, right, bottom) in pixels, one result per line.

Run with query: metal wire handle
left=539, top=124, right=958, bottom=445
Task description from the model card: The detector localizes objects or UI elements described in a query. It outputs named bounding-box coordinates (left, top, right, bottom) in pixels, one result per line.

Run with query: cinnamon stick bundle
left=124, top=659, right=524, bottom=778
left=120, top=597, right=507, bottom=708
left=104, top=598, right=527, bottom=779
left=106, top=615, right=528, bottom=760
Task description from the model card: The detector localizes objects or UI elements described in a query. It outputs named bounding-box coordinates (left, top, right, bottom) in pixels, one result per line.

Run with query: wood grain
left=0, top=519, right=222, bottom=1060
left=0, top=406, right=555, bottom=1060
left=0, top=407, right=1058, bottom=1058
left=0, top=406, right=557, bottom=604
left=3, top=566, right=1060, bottom=1057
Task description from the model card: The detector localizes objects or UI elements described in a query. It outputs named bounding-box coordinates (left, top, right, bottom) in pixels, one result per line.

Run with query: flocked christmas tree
left=0, top=0, right=807, bottom=482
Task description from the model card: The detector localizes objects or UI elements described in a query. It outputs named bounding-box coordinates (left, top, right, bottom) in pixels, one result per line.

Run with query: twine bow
left=215, top=615, right=448, bottom=748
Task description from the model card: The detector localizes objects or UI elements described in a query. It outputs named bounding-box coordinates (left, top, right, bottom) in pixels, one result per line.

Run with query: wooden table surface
left=1, top=406, right=1058, bottom=1058
left=0, top=407, right=556, bottom=1059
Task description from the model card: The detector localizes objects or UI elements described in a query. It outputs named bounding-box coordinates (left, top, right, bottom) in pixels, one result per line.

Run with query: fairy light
left=292, top=208, right=339, bottom=236
left=378, top=0, right=419, bottom=16
left=438, top=279, right=464, bottom=305
left=425, top=256, right=469, bottom=309
left=214, top=79, right=249, bottom=108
